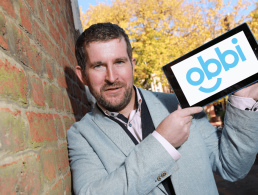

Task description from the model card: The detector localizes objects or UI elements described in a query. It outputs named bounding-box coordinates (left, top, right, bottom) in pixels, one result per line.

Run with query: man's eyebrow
left=90, top=58, right=128, bottom=67
left=90, top=61, right=104, bottom=67
left=116, top=57, right=128, bottom=61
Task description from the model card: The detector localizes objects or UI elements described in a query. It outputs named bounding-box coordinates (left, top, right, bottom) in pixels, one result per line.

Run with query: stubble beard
left=88, top=80, right=133, bottom=112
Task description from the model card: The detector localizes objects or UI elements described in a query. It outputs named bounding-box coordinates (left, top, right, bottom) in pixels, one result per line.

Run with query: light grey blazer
left=67, top=88, right=258, bottom=195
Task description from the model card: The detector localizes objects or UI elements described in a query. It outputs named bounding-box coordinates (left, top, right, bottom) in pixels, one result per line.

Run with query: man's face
left=84, top=38, right=136, bottom=112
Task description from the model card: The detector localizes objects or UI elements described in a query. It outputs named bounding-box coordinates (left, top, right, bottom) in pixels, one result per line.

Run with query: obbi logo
left=186, top=38, right=246, bottom=93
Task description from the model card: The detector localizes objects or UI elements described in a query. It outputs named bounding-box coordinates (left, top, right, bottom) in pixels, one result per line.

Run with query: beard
left=88, top=80, right=133, bottom=112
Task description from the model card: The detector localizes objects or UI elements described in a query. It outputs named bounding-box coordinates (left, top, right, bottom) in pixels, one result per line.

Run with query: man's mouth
left=105, top=86, right=122, bottom=91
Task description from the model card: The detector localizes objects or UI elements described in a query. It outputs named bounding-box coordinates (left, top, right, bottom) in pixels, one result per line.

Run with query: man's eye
left=116, top=61, right=124, bottom=64
left=94, top=64, right=103, bottom=69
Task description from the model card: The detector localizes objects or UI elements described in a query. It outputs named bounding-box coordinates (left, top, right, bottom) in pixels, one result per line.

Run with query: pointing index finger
left=179, top=106, right=203, bottom=117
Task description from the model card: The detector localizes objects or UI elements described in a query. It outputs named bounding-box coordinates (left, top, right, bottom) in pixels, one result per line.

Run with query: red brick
left=54, top=114, right=65, bottom=139
left=66, top=77, right=74, bottom=96
left=55, top=44, right=61, bottom=66
left=0, top=12, right=9, bottom=50
left=71, top=68, right=77, bottom=82
left=41, top=150, right=57, bottom=182
left=66, top=5, right=74, bottom=29
left=0, top=108, right=26, bottom=152
left=0, top=59, right=28, bottom=104
left=55, top=143, right=69, bottom=174
left=45, top=58, right=54, bottom=80
left=63, top=93, right=72, bottom=113
left=64, top=171, right=72, bottom=195
left=12, top=24, right=31, bottom=66
left=49, top=42, right=56, bottom=60
left=76, top=102, right=82, bottom=118
left=44, top=82, right=63, bottom=110
left=0, top=0, right=15, bottom=19
left=63, top=116, right=75, bottom=131
left=30, top=75, right=45, bottom=106
left=33, top=21, right=54, bottom=57
left=61, top=13, right=68, bottom=32
left=57, top=0, right=62, bottom=11
left=62, top=40, right=67, bottom=57
left=63, top=56, right=73, bottom=79
left=50, top=0, right=60, bottom=15
left=56, top=68, right=67, bottom=88
left=69, top=36, right=74, bottom=53
left=0, top=154, right=41, bottom=195
left=47, top=3, right=54, bottom=21
left=82, top=92, right=88, bottom=106
left=26, top=111, right=57, bottom=143
left=26, top=0, right=35, bottom=13
left=12, top=25, right=41, bottom=73
left=19, top=0, right=32, bottom=34
left=47, top=17, right=60, bottom=46
left=70, top=96, right=78, bottom=115
left=47, top=179, right=63, bottom=195
left=56, top=18, right=65, bottom=40
left=73, top=83, right=81, bottom=101
left=70, top=40, right=75, bottom=54
left=61, top=39, right=65, bottom=53
left=62, top=55, right=69, bottom=71
left=38, top=2, right=45, bottom=23
left=68, top=48, right=75, bottom=66
left=41, top=0, right=47, bottom=9
left=28, top=44, right=42, bottom=73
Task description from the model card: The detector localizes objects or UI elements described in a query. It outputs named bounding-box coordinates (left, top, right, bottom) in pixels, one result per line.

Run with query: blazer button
left=161, top=172, right=167, bottom=177
left=157, top=176, right=162, bottom=181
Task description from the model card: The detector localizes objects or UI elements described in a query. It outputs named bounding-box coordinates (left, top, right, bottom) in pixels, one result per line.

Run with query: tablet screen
left=170, top=30, right=258, bottom=106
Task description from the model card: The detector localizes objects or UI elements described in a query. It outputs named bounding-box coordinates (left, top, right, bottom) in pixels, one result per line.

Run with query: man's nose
left=105, top=66, right=117, bottom=83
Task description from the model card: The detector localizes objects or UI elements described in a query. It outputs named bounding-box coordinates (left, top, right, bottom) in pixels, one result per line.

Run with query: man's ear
left=132, top=58, right=136, bottom=74
left=76, top=66, right=87, bottom=85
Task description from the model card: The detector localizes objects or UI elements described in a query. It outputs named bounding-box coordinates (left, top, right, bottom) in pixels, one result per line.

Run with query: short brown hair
left=75, top=23, right=132, bottom=71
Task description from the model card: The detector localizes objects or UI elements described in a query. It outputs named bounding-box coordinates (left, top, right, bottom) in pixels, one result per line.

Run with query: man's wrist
left=152, top=131, right=181, bottom=161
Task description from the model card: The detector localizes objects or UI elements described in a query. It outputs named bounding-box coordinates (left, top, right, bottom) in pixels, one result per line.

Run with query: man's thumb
left=177, top=105, right=182, bottom=110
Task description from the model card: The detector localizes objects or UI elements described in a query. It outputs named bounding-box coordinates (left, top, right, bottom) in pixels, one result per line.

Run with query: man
left=67, top=23, right=258, bottom=195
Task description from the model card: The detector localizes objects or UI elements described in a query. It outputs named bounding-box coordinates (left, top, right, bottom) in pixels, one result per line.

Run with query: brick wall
left=0, top=0, right=88, bottom=194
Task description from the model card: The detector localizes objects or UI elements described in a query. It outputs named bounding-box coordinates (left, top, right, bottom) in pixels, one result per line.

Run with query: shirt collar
left=97, top=85, right=142, bottom=117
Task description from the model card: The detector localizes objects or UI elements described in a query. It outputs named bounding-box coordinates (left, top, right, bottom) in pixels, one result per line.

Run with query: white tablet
left=163, top=23, right=258, bottom=108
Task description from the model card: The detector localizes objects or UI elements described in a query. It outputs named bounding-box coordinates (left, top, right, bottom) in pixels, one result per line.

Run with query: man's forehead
left=84, top=37, right=124, bottom=49
left=84, top=38, right=128, bottom=62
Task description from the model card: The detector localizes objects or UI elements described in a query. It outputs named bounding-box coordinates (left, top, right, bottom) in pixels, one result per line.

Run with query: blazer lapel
left=92, top=106, right=136, bottom=157
left=138, top=88, right=171, bottom=128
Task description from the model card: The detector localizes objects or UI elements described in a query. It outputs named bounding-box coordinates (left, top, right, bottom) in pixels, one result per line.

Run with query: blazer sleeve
left=67, top=124, right=177, bottom=195
left=194, top=101, right=258, bottom=182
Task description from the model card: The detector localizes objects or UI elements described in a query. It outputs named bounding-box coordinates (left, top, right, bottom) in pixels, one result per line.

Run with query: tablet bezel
left=162, top=23, right=258, bottom=108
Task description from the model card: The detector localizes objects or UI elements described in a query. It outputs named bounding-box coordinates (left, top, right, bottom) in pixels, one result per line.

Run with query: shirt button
left=129, top=123, right=132, bottom=127
left=157, top=176, right=162, bottom=181
left=254, top=107, right=257, bottom=111
left=161, top=172, right=167, bottom=177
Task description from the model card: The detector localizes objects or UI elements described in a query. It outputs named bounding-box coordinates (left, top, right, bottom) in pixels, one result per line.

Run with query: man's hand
left=156, top=105, right=203, bottom=148
left=234, top=82, right=258, bottom=101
